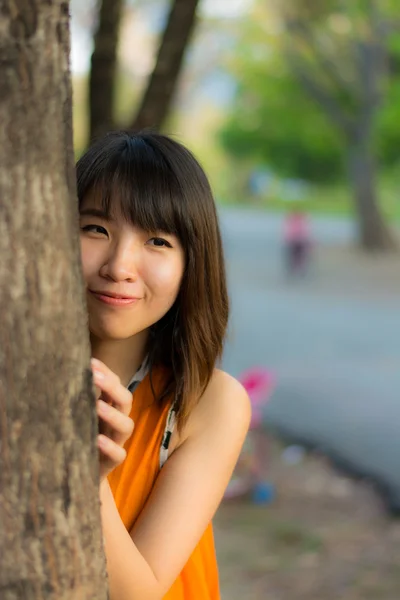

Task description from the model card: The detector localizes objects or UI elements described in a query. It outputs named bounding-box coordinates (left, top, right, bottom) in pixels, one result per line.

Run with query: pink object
left=283, top=213, right=311, bottom=243
left=223, top=367, right=277, bottom=501
left=239, top=368, right=276, bottom=429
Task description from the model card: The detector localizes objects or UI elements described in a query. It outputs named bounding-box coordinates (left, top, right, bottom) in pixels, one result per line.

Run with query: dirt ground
left=310, top=242, right=400, bottom=303
left=214, top=244, right=400, bottom=600
left=214, top=440, right=400, bottom=600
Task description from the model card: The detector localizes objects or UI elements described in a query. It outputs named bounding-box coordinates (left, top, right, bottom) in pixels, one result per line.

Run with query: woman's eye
left=81, top=224, right=108, bottom=236
left=147, top=237, right=172, bottom=248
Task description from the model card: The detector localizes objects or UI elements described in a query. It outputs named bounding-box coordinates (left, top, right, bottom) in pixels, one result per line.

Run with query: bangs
left=77, top=131, right=228, bottom=427
left=77, top=134, right=184, bottom=237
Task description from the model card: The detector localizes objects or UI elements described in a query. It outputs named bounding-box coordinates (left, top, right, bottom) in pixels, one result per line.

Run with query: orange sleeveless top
left=108, top=367, right=220, bottom=599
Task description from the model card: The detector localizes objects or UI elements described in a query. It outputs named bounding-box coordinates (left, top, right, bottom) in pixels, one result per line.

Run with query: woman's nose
left=99, top=244, right=139, bottom=282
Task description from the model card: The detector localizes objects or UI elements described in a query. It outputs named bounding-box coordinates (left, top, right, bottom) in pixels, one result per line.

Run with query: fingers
left=91, top=358, right=132, bottom=416
left=97, top=399, right=134, bottom=446
left=91, top=358, right=135, bottom=481
left=97, top=434, right=127, bottom=469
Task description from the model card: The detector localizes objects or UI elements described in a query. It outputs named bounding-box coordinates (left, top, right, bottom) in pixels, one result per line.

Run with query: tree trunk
left=131, top=0, right=200, bottom=131
left=89, top=0, right=124, bottom=142
left=347, top=138, right=396, bottom=251
left=0, top=2, right=107, bottom=598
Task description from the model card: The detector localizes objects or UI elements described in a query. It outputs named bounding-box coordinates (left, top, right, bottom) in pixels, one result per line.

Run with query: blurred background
left=70, top=1, right=400, bottom=597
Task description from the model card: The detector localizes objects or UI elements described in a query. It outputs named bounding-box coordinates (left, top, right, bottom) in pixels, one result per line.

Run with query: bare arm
left=100, top=481, right=161, bottom=599
left=99, top=370, right=251, bottom=599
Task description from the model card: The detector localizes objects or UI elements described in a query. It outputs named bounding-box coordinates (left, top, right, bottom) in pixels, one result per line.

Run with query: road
left=220, top=208, right=400, bottom=509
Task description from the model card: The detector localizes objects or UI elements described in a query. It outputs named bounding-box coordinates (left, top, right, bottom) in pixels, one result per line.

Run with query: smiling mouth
left=89, top=290, right=140, bottom=306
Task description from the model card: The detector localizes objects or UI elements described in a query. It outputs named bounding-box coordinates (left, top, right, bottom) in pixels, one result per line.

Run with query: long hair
left=76, top=131, right=229, bottom=428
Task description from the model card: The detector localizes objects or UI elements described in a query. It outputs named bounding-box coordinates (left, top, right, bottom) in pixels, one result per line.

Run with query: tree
left=0, top=2, right=107, bottom=598
left=275, top=0, right=397, bottom=250
left=89, top=0, right=124, bottom=141
left=221, top=0, right=400, bottom=250
left=131, top=0, right=200, bottom=130
left=220, top=57, right=345, bottom=184
left=88, top=0, right=200, bottom=143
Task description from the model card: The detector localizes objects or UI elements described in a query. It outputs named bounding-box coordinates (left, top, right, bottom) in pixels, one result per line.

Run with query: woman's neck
left=90, top=330, right=149, bottom=387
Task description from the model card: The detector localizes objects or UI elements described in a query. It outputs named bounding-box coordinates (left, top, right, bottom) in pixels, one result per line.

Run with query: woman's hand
left=91, top=358, right=134, bottom=482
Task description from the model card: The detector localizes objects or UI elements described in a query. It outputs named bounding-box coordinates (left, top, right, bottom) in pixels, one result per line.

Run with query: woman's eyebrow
left=79, top=208, right=110, bottom=219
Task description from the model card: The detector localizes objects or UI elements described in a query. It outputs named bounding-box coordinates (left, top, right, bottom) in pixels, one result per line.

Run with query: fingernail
left=97, top=400, right=109, bottom=414
left=93, top=369, right=105, bottom=380
left=97, top=435, right=109, bottom=449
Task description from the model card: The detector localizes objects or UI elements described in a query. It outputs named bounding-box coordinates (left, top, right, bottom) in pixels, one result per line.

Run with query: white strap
left=160, top=405, right=176, bottom=469
left=127, top=356, right=149, bottom=393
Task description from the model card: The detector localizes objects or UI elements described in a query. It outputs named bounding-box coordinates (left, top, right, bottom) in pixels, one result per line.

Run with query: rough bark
left=347, top=138, right=396, bottom=251
left=0, top=2, right=107, bottom=598
left=89, top=0, right=124, bottom=142
left=131, top=0, right=200, bottom=131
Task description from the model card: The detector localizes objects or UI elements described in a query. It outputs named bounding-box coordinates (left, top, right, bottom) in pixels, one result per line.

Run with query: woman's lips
left=89, top=291, right=140, bottom=306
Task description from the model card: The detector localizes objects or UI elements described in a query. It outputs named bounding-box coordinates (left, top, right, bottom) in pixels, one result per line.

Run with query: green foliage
left=219, top=61, right=345, bottom=183
left=375, top=37, right=400, bottom=166
left=218, top=8, right=347, bottom=184
left=376, top=79, right=400, bottom=165
left=219, top=1, right=400, bottom=185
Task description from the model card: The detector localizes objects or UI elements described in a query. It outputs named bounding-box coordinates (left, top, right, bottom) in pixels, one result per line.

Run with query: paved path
left=220, top=209, right=400, bottom=508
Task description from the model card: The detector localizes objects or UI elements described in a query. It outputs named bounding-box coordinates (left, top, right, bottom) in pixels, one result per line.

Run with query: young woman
left=77, top=131, right=251, bottom=600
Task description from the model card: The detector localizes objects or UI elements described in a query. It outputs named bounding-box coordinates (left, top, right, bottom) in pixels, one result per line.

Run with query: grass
left=218, top=177, right=400, bottom=222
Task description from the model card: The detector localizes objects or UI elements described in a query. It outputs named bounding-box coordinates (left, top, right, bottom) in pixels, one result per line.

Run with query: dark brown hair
left=76, top=131, right=229, bottom=428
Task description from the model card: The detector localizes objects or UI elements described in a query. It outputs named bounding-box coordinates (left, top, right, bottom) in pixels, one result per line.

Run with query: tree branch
left=131, top=0, right=200, bottom=131
left=89, top=0, right=124, bottom=142
left=353, top=0, right=389, bottom=131
left=285, top=49, right=354, bottom=136
left=285, top=17, right=359, bottom=101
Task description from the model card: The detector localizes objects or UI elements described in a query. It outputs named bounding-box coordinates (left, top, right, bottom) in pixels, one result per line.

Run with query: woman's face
left=79, top=193, right=185, bottom=342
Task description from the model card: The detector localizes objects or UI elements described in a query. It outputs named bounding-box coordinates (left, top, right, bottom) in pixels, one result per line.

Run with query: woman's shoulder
left=206, top=368, right=250, bottom=404
left=205, top=368, right=251, bottom=422
left=182, top=369, right=251, bottom=442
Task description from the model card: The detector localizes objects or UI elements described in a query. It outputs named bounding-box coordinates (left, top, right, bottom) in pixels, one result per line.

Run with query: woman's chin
left=89, top=319, right=143, bottom=342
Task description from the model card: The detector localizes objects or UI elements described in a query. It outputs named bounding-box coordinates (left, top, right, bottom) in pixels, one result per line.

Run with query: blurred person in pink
left=283, top=210, right=312, bottom=276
